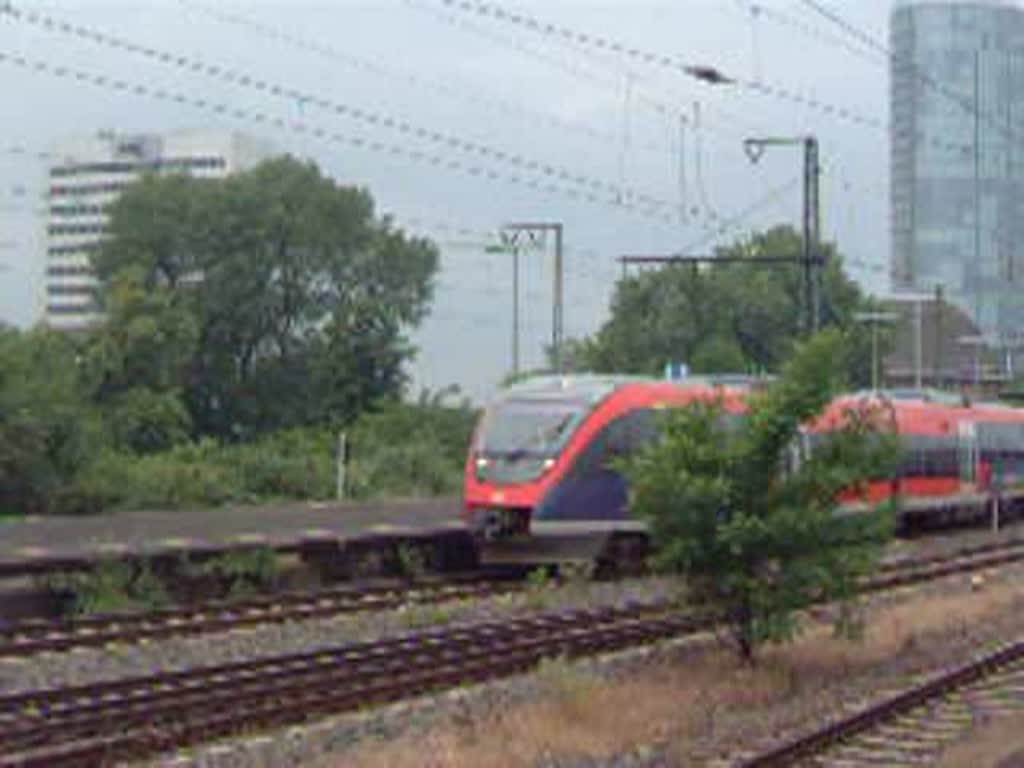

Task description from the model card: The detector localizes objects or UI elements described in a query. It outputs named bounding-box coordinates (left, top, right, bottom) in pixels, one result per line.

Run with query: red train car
left=464, top=376, right=1024, bottom=540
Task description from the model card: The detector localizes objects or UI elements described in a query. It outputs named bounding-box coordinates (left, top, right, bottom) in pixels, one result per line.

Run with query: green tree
left=83, top=266, right=197, bottom=453
left=94, top=156, right=439, bottom=440
left=0, top=328, right=100, bottom=514
left=567, top=226, right=885, bottom=386
left=623, top=330, right=900, bottom=661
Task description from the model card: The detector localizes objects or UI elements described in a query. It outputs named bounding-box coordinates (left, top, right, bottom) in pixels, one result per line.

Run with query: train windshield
left=478, top=399, right=586, bottom=458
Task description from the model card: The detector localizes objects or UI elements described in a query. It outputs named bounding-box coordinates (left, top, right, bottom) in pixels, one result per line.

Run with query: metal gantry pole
left=512, top=246, right=520, bottom=376
left=500, top=222, right=565, bottom=374
left=973, top=50, right=983, bottom=327
left=743, top=135, right=821, bottom=337
left=804, top=137, right=821, bottom=334
left=552, top=223, right=564, bottom=373
left=914, top=298, right=923, bottom=389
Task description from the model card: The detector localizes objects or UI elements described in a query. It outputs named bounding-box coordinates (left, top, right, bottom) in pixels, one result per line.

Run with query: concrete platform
left=0, top=498, right=464, bottom=575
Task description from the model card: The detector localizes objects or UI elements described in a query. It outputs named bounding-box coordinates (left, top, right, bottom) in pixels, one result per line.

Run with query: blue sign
left=664, top=361, right=689, bottom=381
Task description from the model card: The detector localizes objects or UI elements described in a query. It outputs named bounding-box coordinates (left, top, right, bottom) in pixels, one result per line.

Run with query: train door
left=958, top=420, right=978, bottom=488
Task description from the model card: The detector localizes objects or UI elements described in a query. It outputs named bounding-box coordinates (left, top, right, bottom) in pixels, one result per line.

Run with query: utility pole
left=513, top=245, right=520, bottom=375
left=915, top=299, right=923, bottom=388
left=805, top=137, right=822, bottom=333
left=743, top=136, right=822, bottom=336
left=854, top=311, right=898, bottom=391
left=973, top=50, right=983, bottom=328
left=935, top=283, right=945, bottom=389
left=499, top=222, right=565, bottom=373
left=485, top=238, right=522, bottom=376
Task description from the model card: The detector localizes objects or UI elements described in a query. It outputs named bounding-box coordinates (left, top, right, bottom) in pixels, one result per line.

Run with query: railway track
left=740, top=639, right=1024, bottom=767
left=4, top=534, right=1023, bottom=660
left=2, top=538, right=1024, bottom=766
left=0, top=570, right=526, bottom=657
left=0, top=602, right=706, bottom=767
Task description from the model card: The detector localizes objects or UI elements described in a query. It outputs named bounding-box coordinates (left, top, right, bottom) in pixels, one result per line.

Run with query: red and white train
left=463, top=375, right=1024, bottom=541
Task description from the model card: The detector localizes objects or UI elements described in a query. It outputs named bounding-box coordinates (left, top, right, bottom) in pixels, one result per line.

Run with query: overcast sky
left=0, top=0, right=899, bottom=401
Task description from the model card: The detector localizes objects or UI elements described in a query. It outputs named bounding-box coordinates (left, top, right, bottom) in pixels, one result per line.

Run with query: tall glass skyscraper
left=891, top=0, right=1024, bottom=340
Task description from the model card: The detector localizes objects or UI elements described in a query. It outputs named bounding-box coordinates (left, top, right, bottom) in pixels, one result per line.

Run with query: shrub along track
left=739, top=639, right=1024, bottom=767
left=0, top=570, right=529, bottom=658
left=2, top=540, right=1024, bottom=766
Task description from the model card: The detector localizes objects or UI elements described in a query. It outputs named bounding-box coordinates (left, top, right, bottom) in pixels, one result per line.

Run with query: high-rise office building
left=44, top=129, right=276, bottom=330
left=891, top=0, right=1024, bottom=340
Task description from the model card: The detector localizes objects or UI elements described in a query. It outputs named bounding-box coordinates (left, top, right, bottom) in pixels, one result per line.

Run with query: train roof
left=497, top=374, right=648, bottom=404
left=497, top=372, right=772, bottom=405
left=849, top=388, right=966, bottom=406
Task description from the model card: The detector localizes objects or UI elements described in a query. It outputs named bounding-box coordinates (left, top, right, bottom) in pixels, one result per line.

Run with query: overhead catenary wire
left=428, top=0, right=885, bottom=130
left=0, top=3, right=680, bottom=216
left=406, top=0, right=776, bottom=145
left=405, top=0, right=803, bottom=224
left=679, top=176, right=800, bottom=254
left=3, top=8, right=888, bottom=291
left=0, top=48, right=703, bottom=232
left=176, top=0, right=672, bottom=158
left=424, top=0, right=981, bottom=158
left=734, top=0, right=886, bottom=67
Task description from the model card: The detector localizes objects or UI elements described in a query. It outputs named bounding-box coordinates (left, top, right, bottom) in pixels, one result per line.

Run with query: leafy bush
left=345, top=396, right=477, bottom=500
left=46, top=558, right=171, bottom=616
left=66, top=399, right=474, bottom=512
left=104, top=388, right=192, bottom=455
left=73, top=442, right=242, bottom=512
left=230, top=428, right=335, bottom=500
left=0, top=328, right=103, bottom=516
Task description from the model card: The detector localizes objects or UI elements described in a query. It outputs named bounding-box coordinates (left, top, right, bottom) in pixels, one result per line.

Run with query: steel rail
left=8, top=533, right=1024, bottom=660
left=3, top=536, right=1024, bottom=765
left=0, top=570, right=526, bottom=657
left=0, top=603, right=705, bottom=766
left=739, top=639, right=1024, bottom=767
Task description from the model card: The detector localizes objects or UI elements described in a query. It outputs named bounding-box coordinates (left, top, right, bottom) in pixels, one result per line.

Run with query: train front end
left=463, top=376, right=614, bottom=541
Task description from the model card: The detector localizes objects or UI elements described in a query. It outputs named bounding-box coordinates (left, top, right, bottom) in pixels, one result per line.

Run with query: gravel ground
left=884, top=519, right=1024, bottom=563
left=3, top=523, right=1023, bottom=766
left=0, top=576, right=681, bottom=694
left=3, top=522, right=1014, bottom=696
left=157, top=555, right=1024, bottom=768
left=541, top=560, right=1024, bottom=768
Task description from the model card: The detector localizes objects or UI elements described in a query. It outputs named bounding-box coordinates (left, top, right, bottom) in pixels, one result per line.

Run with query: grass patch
left=45, top=558, right=171, bottom=616
left=937, top=714, right=1024, bottom=767
left=335, top=571, right=1024, bottom=768
left=187, top=547, right=279, bottom=598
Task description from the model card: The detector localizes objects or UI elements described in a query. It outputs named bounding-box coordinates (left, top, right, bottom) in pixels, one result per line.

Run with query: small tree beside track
left=623, top=330, right=901, bottom=661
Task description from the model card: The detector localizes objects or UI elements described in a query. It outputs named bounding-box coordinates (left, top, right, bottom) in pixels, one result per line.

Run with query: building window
left=50, top=181, right=131, bottom=197
left=46, top=303, right=100, bottom=315
left=46, top=265, right=95, bottom=277
left=50, top=161, right=137, bottom=178
left=47, top=284, right=98, bottom=297
left=48, top=243, right=101, bottom=256
left=48, top=223, right=107, bottom=236
left=49, top=203, right=111, bottom=217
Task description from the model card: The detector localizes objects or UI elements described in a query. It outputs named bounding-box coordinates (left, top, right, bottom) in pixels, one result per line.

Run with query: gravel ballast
left=2, top=524, right=1022, bottom=766
left=0, top=576, right=680, bottom=694
left=161, top=556, right=1024, bottom=767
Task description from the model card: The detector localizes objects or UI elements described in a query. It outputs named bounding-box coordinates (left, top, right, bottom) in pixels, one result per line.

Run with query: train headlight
left=543, top=458, right=556, bottom=470
left=476, top=457, right=489, bottom=469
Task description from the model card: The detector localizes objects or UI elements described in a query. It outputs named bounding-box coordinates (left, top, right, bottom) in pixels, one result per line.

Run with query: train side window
left=624, top=408, right=660, bottom=450
left=568, top=412, right=645, bottom=479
